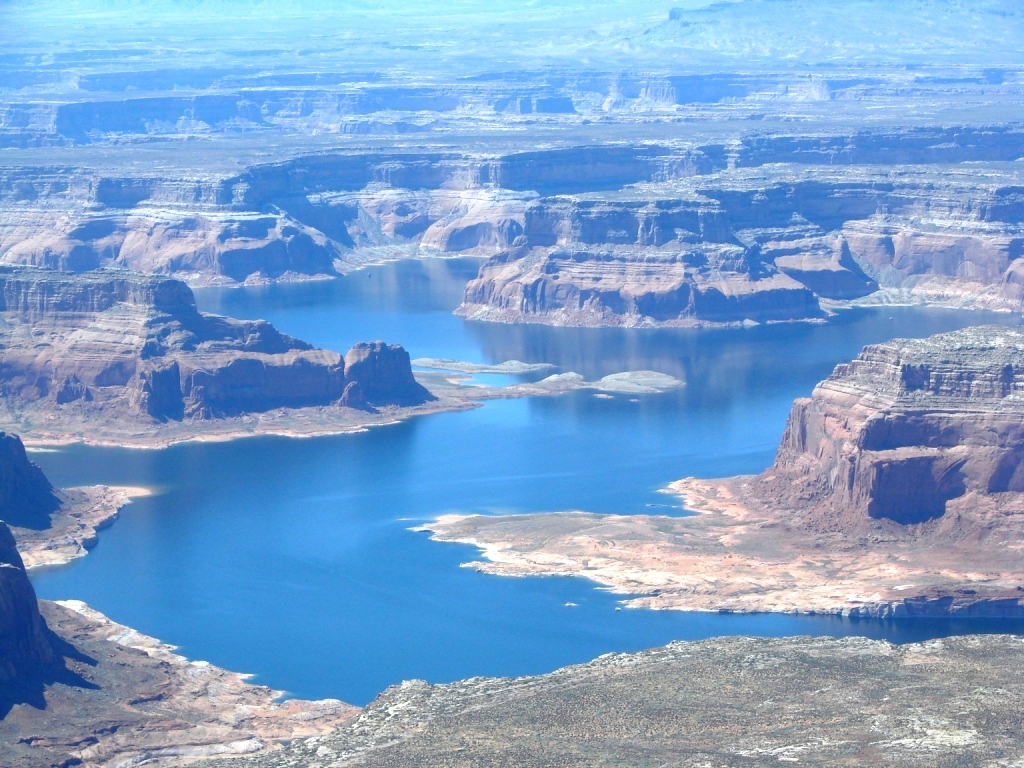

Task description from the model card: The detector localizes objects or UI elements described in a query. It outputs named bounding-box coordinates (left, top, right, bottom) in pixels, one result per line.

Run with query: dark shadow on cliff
left=0, top=628, right=99, bottom=720
left=0, top=433, right=62, bottom=531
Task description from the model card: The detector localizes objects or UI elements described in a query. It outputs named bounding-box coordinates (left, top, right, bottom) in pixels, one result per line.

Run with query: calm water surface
left=30, top=259, right=1024, bottom=704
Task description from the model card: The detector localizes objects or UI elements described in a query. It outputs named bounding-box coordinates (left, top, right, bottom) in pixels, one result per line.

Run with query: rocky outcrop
left=343, top=342, right=435, bottom=408
left=0, top=522, right=58, bottom=687
left=0, top=267, right=430, bottom=438
left=0, top=517, right=69, bottom=722
left=0, top=600, right=357, bottom=768
left=216, top=634, right=1024, bottom=768
left=2, top=135, right=1021, bottom=310
left=0, top=576, right=359, bottom=764
left=454, top=165, right=1024, bottom=325
left=2, top=0, right=1024, bottom=317
left=0, top=211, right=342, bottom=285
left=775, top=325, right=1024, bottom=524
left=0, top=432, right=59, bottom=530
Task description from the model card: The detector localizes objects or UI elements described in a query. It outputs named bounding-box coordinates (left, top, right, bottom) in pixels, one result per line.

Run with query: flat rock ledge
left=207, top=633, right=1024, bottom=768
left=420, top=475, right=1024, bottom=618
left=6, top=396, right=474, bottom=449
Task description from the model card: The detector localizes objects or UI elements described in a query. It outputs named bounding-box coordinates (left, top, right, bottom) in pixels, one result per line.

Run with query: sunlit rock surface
left=777, top=325, right=1024, bottom=524
left=0, top=266, right=432, bottom=443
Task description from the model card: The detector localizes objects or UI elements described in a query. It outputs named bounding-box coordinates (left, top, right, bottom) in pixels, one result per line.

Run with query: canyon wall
left=0, top=519, right=59, bottom=690
left=0, top=267, right=432, bottom=432
left=2, top=2, right=1023, bottom=322
left=774, top=325, right=1024, bottom=524
left=3, top=130, right=1021, bottom=323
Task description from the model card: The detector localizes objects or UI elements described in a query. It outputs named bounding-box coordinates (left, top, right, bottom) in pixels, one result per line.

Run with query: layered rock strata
left=775, top=325, right=1024, bottom=525
left=215, top=634, right=1024, bottom=768
left=3, top=0, right=1024, bottom=321
left=423, top=326, right=1024, bottom=616
left=343, top=342, right=434, bottom=407
left=459, top=244, right=825, bottom=326
left=2, top=139, right=1022, bottom=325
left=0, top=266, right=435, bottom=444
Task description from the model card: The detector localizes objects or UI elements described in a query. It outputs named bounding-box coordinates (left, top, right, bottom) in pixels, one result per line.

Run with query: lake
left=29, top=258, right=1024, bottom=705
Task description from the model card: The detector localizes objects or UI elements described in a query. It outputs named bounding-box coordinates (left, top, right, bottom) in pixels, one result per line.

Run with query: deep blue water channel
left=30, top=258, right=1024, bottom=705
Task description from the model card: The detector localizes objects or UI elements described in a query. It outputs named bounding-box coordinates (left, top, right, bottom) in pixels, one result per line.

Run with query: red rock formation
left=344, top=342, right=435, bottom=407
left=775, top=325, right=1024, bottom=524
left=0, top=267, right=427, bottom=427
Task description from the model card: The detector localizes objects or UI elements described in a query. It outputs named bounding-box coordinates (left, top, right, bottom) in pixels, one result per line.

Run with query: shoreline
left=14, top=485, right=152, bottom=570
left=7, top=364, right=687, bottom=451
left=10, top=395, right=480, bottom=451
left=2, top=598, right=359, bottom=768
left=419, top=476, right=1024, bottom=619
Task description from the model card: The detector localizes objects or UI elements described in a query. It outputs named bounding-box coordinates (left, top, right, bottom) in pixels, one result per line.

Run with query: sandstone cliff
left=774, top=325, right=1024, bottom=525
left=459, top=244, right=824, bottom=326
left=0, top=266, right=433, bottom=441
left=0, top=521, right=59, bottom=691
left=2, top=134, right=1021, bottom=322
left=343, top=342, right=435, bottom=408
left=0, top=432, right=59, bottom=530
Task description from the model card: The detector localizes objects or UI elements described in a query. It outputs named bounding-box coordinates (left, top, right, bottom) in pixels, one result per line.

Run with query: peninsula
left=423, top=326, right=1024, bottom=617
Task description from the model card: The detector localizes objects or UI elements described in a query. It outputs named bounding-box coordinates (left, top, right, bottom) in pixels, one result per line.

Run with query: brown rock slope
left=424, top=326, right=1024, bottom=616
left=0, top=600, right=357, bottom=768
left=212, top=634, right=1024, bottom=768
left=0, top=266, right=437, bottom=445
left=0, top=431, right=60, bottom=531
left=459, top=242, right=825, bottom=327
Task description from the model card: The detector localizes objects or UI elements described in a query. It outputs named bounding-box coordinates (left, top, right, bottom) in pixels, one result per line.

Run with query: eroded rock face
left=0, top=212, right=342, bottom=284
left=0, top=265, right=344, bottom=422
left=776, top=325, right=1024, bottom=524
left=0, top=521, right=58, bottom=685
left=0, top=267, right=426, bottom=432
left=460, top=244, right=824, bottom=326
left=0, top=432, right=59, bottom=530
left=418, top=327, right=1024, bottom=617
left=344, top=342, right=435, bottom=407
left=2, top=136, right=1020, bottom=319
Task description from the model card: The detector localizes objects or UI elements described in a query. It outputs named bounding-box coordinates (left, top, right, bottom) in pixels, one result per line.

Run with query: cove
left=30, top=258, right=1024, bottom=706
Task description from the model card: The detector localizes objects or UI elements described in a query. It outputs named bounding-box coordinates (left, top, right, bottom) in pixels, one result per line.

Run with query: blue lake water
left=29, top=258, right=1024, bottom=705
